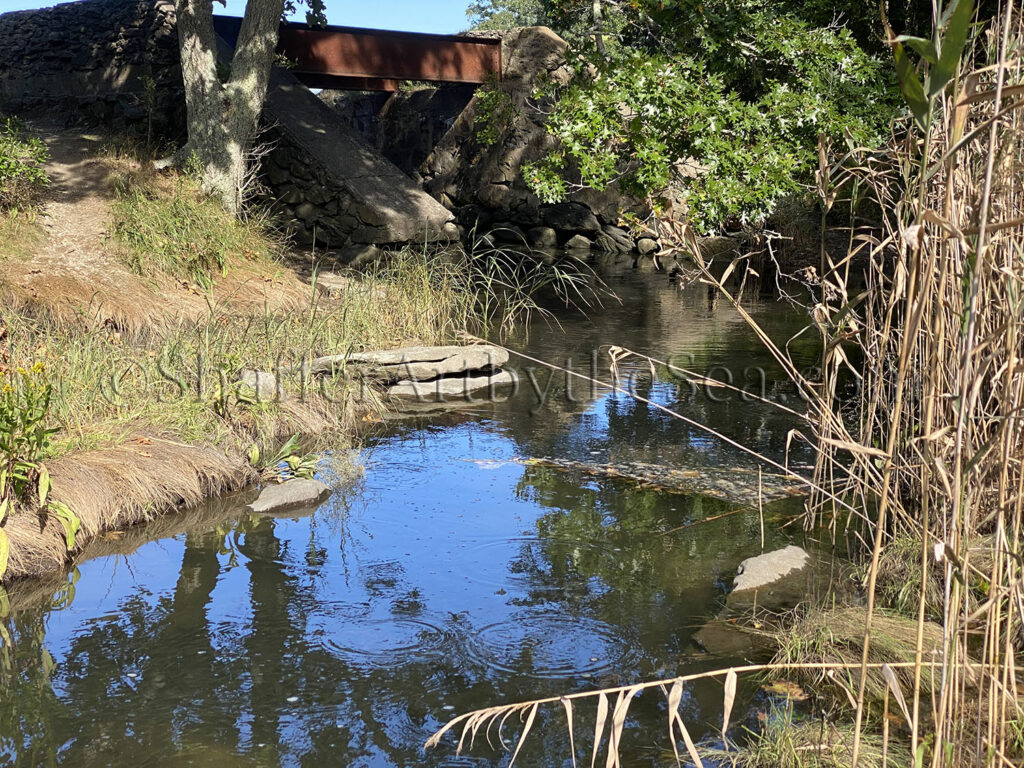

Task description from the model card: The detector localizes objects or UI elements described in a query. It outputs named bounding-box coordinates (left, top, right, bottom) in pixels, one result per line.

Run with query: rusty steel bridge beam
left=213, top=16, right=502, bottom=92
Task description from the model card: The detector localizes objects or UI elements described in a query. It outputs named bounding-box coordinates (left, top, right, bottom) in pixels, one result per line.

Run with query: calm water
left=0, top=258, right=822, bottom=767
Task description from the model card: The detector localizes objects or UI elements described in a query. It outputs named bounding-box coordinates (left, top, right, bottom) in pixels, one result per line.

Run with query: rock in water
left=565, top=234, right=593, bottom=250
left=732, top=545, right=810, bottom=592
left=246, top=479, right=331, bottom=515
left=387, top=369, right=519, bottom=400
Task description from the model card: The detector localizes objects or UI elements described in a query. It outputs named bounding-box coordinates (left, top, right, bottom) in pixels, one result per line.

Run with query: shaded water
left=0, top=258, right=823, bottom=767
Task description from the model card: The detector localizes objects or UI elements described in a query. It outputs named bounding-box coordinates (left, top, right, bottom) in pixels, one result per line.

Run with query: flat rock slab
left=238, top=369, right=278, bottom=400
left=387, top=369, right=518, bottom=400
left=732, top=545, right=810, bottom=593
left=311, top=345, right=510, bottom=382
left=693, top=618, right=776, bottom=658
left=245, top=479, right=331, bottom=515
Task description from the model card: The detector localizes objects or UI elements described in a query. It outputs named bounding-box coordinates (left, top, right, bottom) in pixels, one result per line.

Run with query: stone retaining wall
left=0, top=0, right=184, bottom=140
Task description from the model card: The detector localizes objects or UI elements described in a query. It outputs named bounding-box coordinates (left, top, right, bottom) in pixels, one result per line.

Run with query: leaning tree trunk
left=174, top=0, right=285, bottom=215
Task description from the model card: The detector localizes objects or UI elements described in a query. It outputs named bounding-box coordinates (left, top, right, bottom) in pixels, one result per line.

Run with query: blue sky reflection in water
left=0, top=261, right=822, bottom=766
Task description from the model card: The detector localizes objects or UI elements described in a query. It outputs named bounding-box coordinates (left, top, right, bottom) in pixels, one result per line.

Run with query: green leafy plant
left=0, top=361, right=80, bottom=578
left=0, top=116, right=48, bottom=212
left=472, top=79, right=520, bottom=147
left=247, top=435, right=319, bottom=483
left=525, top=1, right=897, bottom=232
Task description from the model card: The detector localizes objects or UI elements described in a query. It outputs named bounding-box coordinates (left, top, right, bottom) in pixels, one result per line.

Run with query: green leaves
left=526, top=7, right=895, bottom=231
left=893, top=40, right=932, bottom=132
left=37, top=464, right=50, bottom=508
left=0, top=115, right=50, bottom=211
left=47, top=501, right=80, bottom=553
left=0, top=528, right=8, bottom=579
left=889, top=0, right=975, bottom=133
left=931, top=0, right=975, bottom=97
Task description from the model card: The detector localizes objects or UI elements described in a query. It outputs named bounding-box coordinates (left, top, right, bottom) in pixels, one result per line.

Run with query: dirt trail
left=1, top=122, right=313, bottom=331
left=0, top=123, right=172, bottom=328
left=32, top=126, right=116, bottom=275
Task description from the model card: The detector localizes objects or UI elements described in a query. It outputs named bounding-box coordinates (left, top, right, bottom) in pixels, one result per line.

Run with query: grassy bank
left=0, top=141, right=483, bottom=583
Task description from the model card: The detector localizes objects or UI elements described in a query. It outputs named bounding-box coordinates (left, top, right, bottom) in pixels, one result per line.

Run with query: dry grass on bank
left=773, top=607, right=944, bottom=710
left=0, top=246, right=478, bottom=581
left=2, top=440, right=254, bottom=579
left=0, top=135, right=487, bottom=582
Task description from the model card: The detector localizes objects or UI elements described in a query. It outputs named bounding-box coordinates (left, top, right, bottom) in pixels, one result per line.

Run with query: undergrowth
left=109, top=162, right=282, bottom=289
left=0, top=116, right=48, bottom=213
left=706, top=702, right=909, bottom=768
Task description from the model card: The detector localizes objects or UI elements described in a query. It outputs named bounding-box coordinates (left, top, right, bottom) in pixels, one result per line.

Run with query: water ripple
left=465, top=613, right=637, bottom=679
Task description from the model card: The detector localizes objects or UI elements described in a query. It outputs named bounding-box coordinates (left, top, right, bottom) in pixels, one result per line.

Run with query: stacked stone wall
left=0, top=0, right=184, bottom=139
left=261, top=128, right=400, bottom=248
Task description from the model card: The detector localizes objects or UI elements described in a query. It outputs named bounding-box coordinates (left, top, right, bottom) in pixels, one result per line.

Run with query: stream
left=0, top=257, right=824, bottom=767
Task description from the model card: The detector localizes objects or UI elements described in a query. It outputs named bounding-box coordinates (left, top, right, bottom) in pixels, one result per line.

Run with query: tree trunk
left=174, top=0, right=285, bottom=215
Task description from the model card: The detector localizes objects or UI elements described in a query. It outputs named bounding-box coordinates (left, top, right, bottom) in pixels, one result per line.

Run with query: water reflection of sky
left=2, top=266, right=818, bottom=767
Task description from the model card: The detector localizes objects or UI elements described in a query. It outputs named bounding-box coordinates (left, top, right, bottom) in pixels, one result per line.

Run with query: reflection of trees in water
left=0, top=518, right=584, bottom=766
left=511, top=465, right=788, bottom=632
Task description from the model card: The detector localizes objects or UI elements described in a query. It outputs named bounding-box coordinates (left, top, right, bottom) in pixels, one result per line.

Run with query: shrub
left=524, top=4, right=898, bottom=232
left=0, top=360, right=81, bottom=578
left=0, top=116, right=48, bottom=212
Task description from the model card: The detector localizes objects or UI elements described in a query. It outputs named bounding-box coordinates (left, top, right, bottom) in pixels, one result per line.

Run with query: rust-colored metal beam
left=213, top=17, right=501, bottom=92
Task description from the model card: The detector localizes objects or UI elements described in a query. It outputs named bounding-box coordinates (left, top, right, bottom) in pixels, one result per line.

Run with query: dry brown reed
left=427, top=6, right=1024, bottom=767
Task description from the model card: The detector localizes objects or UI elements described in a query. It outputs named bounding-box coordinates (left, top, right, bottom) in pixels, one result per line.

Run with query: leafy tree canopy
left=470, top=0, right=912, bottom=231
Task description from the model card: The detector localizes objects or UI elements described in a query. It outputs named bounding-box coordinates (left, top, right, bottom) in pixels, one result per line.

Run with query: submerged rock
left=732, top=545, right=810, bottom=593
left=246, top=479, right=331, bottom=515
left=565, top=234, right=593, bottom=250
left=637, top=237, right=659, bottom=255
left=693, top=618, right=776, bottom=658
left=727, top=545, right=812, bottom=611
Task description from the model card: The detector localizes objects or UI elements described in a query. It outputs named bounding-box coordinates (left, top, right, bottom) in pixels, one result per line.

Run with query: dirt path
left=32, top=125, right=115, bottom=277
left=1, top=122, right=313, bottom=330
left=0, top=122, right=168, bottom=328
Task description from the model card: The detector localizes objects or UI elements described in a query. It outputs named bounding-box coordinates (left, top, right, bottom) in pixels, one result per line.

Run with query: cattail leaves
left=591, top=691, right=608, bottom=768
left=508, top=703, right=538, bottom=767
left=667, top=679, right=704, bottom=768
left=888, top=0, right=976, bottom=132
left=932, top=0, right=976, bottom=97
left=892, top=39, right=933, bottom=132
left=881, top=664, right=913, bottom=729
left=561, top=697, right=577, bottom=768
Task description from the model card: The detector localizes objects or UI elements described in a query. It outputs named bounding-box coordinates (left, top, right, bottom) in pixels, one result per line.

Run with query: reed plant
left=426, top=3, right=1024, bottom=766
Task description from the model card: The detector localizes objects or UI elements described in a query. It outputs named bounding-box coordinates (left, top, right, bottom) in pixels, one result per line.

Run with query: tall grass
left=109, top=162, right=284, bottom=289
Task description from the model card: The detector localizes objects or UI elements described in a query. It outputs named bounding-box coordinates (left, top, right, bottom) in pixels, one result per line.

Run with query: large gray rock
left=527, top=226, right=558, bottom=248
left=543, top=202, right=600, bottom=234
left=733, top=545, right=810, bottom=592
left=246, top=479, right=331, bottom=515
left=311, top=345, right=509, bottom=382
left=387, top=369, right=518, bottom=400
left=238, top=370, right=278, bottom=401
left=564, top=234, right=593, bottom=250
left=637, top=237, right=659, bottom=255
left=603, top=224, right=635, bottom=251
